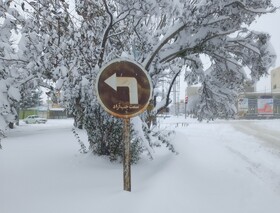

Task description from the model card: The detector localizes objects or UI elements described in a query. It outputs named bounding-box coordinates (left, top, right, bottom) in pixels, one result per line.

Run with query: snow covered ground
left=0, top=117, right=280, bottom=213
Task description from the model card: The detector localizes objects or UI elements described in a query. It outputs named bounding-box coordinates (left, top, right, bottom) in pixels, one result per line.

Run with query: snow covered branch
left=143, top=22, right=186, bottom=70
left=98, top=0, right=114, bottom=67
left=224, top=1, right=276, bottom=14
left=0, top=57, right=28, bottom=64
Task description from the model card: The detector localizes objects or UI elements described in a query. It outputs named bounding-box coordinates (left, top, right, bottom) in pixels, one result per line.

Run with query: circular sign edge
left=95, top=58, right=153, bottom=119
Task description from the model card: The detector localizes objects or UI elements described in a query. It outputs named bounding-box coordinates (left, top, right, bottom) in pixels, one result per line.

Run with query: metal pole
left=184, top=102, right=186, bottom=119
left=123, top=118, right=131, bottom=192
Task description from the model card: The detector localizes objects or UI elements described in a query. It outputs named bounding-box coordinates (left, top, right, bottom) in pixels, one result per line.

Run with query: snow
left=131, top=116, right=154, bottom=157
left=1, top=117, right=280, bottom=213
left=8, top=86, right=21, bottom=101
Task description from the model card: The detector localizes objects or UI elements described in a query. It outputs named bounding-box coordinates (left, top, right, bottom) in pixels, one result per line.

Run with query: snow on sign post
left=96, top=58, right=152, bottom=192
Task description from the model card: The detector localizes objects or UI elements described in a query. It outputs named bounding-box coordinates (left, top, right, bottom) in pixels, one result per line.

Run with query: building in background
left=271, top=67, right=280, bottom=92
left=184, top=84, right=280, bottom=119
left=186, top=86, right=200, bottom=98
left=237, top=67, right=280, bottom=118
left=237, top=92, right=280, bottom=119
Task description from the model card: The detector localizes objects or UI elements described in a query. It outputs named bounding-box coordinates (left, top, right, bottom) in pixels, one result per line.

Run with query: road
left=231, top=120, right=280, bottom=151
left=227, top=120, right=280, bottom=194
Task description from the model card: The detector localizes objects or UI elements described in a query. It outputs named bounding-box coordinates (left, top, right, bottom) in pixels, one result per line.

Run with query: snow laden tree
left=20, top=85, right=43, bottom=116
left=1, top=0, right=277, bottom=161
left=0, top=0, right=26, bottom=146
left=0, top=0, right=51, bottom=145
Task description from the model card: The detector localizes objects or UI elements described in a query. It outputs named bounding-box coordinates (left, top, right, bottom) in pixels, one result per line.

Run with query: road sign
left=96, top=59, right=153, bottom=192
left=96, top=59, right=153, bottom=119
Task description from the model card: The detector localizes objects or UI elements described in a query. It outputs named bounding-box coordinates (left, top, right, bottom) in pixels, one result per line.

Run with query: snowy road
left=226, top=120, right=280, bottom=196
left=0, top=118, right=280, bottom=213
left=231, top=120, right=280, bottom=151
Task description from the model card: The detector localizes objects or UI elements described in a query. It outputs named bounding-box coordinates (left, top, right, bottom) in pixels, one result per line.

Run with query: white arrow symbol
left=104, top=73, right=139, bottom=104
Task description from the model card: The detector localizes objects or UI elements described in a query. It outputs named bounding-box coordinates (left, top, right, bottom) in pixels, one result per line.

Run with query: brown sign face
left=96, top=59, right=152, bottom=119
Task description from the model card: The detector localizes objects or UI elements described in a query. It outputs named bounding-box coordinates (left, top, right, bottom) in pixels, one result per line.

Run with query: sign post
left=123, top=118, right=131, bottom=191
left=96, top=59, right=152, bottom=191
left=184, top=96, right=188, bottom=119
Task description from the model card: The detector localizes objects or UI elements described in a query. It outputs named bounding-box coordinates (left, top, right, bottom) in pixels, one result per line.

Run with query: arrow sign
left=96, top=59, right=153, bottom=192
left=96, top=59, right=152, bottom=119
left=104, top=73, right=139, bottom=104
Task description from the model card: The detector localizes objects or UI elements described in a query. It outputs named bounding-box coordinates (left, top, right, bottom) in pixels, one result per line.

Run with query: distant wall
left=20, top=108, right=67, bottom=119
left=19, top=110, right=47, bottom=119
left=271, top=67, right=280, bottom=93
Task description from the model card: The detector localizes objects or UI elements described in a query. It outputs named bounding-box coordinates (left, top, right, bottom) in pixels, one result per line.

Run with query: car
left=23, top=115, right=47, bottom=124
